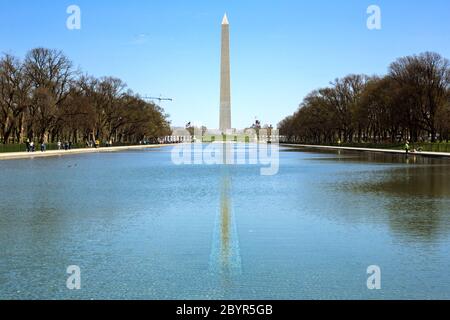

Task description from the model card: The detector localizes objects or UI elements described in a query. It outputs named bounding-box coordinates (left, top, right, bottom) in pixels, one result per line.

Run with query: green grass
left=413, top=142, right=450, bottom=153
left=201, top=135, right=252, bottom=143
left=0, top=144, right=26, bottom=153
left=0, top=143, right=86, bottom=153
left=0, top=142, right=131, bottom=153
left=297, top=142, right=450, bottom=153
left=0, top=142, right=161, bottom=153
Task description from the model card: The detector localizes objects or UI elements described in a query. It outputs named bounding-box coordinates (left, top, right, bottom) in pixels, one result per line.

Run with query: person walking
left=40, top=142, right=46, bottom=152
left=57, top=141, right=62, bottom=150
left=405, top=140, right=410, bottom=155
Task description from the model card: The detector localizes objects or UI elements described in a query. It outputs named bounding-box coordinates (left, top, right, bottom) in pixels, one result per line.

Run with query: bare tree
left=0, top=54, right=31, bottom=143
left=279, top=52, right=450, bottom=145
left=0, top=48, right=172, bottom=145
left=390, top=52, right=450, bottom=142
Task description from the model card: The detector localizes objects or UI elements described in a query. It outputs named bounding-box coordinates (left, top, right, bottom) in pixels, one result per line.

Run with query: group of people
left=85, top=140, right=102, bottom=148
left=25, top=139, right=46, bottom=152
left=57, top=141, right=73, bottom=151
left=24, top=139, right=114, bottom=153
left=25, top=140, right=73, bottom=152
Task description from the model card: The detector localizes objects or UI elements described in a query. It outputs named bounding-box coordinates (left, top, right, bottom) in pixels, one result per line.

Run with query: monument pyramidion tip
left=222, top=13, right=229, bottom=25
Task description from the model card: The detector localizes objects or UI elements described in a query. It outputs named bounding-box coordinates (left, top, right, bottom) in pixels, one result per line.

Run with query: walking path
left=283, top=144, right=450, bottom=158
left=0, top=144, right=170, bottom=161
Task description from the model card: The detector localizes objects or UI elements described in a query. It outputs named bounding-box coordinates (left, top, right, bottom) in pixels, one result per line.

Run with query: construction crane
left=143, top=95, right=173, bottom=104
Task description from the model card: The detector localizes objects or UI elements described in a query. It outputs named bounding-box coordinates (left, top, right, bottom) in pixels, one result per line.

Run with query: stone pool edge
left=282, top=144, right=450, bottom=158
left=0, top=144, right=172, bottom=161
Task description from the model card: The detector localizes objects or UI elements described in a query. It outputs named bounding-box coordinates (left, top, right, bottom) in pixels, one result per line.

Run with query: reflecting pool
left=0, top=146, right=449, bottom=299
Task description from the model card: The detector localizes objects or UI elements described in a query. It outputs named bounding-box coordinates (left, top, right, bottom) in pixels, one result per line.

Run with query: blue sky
left=1, top=0, right=450, bottom=129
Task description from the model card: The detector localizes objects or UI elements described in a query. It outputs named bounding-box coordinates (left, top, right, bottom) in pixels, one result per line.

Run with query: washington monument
left=219, top=13, right=232, bottom=133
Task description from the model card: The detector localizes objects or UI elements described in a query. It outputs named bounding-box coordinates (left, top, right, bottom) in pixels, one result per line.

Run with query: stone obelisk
left=219, top=14, right=232, bottom=133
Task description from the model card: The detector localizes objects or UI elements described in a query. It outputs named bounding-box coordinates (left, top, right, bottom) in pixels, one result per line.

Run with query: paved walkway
left=0, top=144, right=170, bottom=161
left=282, top=144, right=450, bottom=158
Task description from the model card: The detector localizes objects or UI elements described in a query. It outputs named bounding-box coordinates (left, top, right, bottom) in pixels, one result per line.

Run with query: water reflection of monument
left=209, top=169, right=242, bottom=278
left=209, top=14, right=241, bottom=283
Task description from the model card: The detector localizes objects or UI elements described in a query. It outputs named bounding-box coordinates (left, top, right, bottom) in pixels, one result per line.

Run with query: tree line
left=0, top=48, right=172, bottom=145
left=279, top=52, right=450, bottom=144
